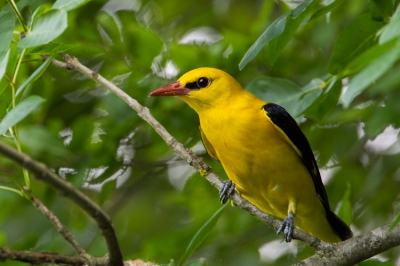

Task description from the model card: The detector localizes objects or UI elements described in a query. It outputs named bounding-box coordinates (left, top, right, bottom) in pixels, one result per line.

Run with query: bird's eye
left=197, top=77, right=210, bottom=88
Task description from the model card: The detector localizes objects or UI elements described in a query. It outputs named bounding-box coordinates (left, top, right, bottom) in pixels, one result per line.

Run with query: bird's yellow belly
left=203, top=118, right=338, bottom=242
left=216, top=135, right=310, bottom=219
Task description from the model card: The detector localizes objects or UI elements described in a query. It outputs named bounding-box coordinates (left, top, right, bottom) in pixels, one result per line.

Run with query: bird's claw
left=219, top=180, right=235, bottom=204
left=277, top=213, right=294, bottom=242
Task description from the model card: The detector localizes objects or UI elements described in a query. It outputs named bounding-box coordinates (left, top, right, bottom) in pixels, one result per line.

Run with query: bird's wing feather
left=199, top=124, right=220, bottom=162
left=262, top=103, right=331, bottom=211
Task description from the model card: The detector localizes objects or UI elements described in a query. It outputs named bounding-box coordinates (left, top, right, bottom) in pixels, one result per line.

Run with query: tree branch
left=0, top=246, right=106, bottom=266
left=24, top=188, right=91, bottom=260
left=295, top=223, right=400, bottom=265
left=51, top=53, right=315, bottom=244
left=48, top=53, right=400, bottom=265
left=0, top=142, right=123, bottom=266
left=0, top=246, right=160, bottom=266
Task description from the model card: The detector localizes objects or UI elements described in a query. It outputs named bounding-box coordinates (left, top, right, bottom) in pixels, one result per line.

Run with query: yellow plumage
left=150, top=67, right=352, bottom=243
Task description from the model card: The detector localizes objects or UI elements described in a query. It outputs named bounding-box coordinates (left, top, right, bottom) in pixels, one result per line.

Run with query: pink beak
left=149, top=82, right=190, bottom=97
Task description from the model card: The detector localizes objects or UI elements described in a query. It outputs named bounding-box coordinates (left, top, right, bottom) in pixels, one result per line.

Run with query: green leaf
left=0, top=0, right=5, bottom=11
left=0, top=49, right=10, bottom=81
left=0, top=95, right=45, bottom=135
left=309, top=0, right=343, bottom=21
left=0, top=11, right=15, bottom=54
left=246, top=76, right=301, bottom=112
left=247, top=76, right=325, bottom=121
left=26, top=42, right=79, bottom=55
left=327, top=14, right=383, bottom=75
left=335, top=184, right=352, bottom=225
left=379, top=4, right=400, bottom=44
left=267, top=0, right=317, bottom=65
left=341, top=38, right=398, bottom=77
left=293, top=78, right=325, bottom=118
left=342, top=43, right=400, bottom=108
left=304, top=77, right=342, bottom=121
left=178, top=205, right=226, bottom=266
left=5, top=42, right=17, bottom=78
left=239, top=13, right=289, bottom=70
left=20, top=5, right=33, bottom=27
left=239, top=1, right=316, bottom=69
left=53, top=0, right=92, bottom=11
left=18, top=9, right=68, bottom=49
left=370, top=0, right=394, bottom=22
left=30, top=5, right=49, bottom=26
left=0, top=79, right=11, bottom=119
left=16, top=54, right=55, bottom=97
left=390, top=211, right=400, bottom=231
left=0, top=10, right=14, bottom=81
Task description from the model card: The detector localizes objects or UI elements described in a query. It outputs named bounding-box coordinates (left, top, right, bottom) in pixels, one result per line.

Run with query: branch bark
left=294, top=223, right=400, bottom=265
left=0, top=246, right=160, bottom=266
left=39, top=53, right=400, bottom=265
left=0, top=246, right=104, bottom=266
left=0, top=142, right=123, bottom=266
left=24, top=188, right=91, bottom=260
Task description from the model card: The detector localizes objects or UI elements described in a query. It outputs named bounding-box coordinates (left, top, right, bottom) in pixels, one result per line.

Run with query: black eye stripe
left=184, top=77, right=211, bottom=90
left=185, top=81, right=198, bottom=89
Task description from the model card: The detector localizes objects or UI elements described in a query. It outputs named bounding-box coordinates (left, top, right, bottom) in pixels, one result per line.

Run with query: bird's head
left=149, top=67, right=243, bottom=111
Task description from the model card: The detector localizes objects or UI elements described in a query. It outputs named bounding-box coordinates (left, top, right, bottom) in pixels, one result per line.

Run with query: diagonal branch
left=0, top=246, right=108, bottom=266
left=49, top=53, right=400, bottom=265
left=295, top=223, right=400, bottom=265
left=0, top=246, right=160, bottom=266
left=0, top=142, right=123, bottom=266
left=53, top=53, right=316, bottom=245
left=24, top=188, right=90, bottom=259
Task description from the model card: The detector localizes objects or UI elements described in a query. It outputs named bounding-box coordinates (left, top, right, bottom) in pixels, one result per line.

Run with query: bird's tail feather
left=327, top=211, right=353, bottom=241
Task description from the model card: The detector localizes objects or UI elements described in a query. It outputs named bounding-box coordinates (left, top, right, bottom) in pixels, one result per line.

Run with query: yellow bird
left=149, top=67, right=352, bottom=243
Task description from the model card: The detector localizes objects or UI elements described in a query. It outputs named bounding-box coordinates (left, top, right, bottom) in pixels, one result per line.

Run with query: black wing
left=262, top=103, right=330, bottom=211
left=263, top=103, right=352, bottom=240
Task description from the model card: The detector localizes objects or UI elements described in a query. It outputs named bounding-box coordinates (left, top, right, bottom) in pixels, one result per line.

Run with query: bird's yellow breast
left=200, top=99, right=301, bottom=213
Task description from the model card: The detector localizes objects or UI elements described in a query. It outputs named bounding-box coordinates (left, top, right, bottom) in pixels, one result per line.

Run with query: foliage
left=1, top=0, right=400, bottom=265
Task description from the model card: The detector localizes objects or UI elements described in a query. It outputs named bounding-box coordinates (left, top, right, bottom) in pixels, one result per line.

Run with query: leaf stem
left=0, top=185, right=23, bottom=196
left=8, top=45, right=30, bottom=189
left=6, top=0, right=28, bottom=33
left=12, top=48, right=26, bottom=86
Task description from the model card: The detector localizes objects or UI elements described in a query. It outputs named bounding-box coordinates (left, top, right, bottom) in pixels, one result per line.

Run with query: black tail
left=327, top=210, right=353, bottom=241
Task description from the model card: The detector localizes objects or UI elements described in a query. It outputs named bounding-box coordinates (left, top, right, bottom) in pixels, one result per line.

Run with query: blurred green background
left=1, top=0, right=400, bottom=265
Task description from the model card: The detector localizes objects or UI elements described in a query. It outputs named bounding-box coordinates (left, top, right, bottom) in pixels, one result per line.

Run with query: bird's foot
left=277, top=212, right=294, bottom=242
left=219, top=180, right=235, bottom=204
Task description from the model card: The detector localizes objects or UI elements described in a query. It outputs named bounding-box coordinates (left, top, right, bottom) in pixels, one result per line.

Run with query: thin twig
left=24, top=187, right=92, bottom=260
left=0, top=246, right=108, bottom=266
left=42, top=54, right=70, bottom=69
left=0, top=142, right=124, bottom=266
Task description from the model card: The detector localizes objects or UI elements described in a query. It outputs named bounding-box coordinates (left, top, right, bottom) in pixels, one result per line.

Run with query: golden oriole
left=149, top=67, right=352, bottom=243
